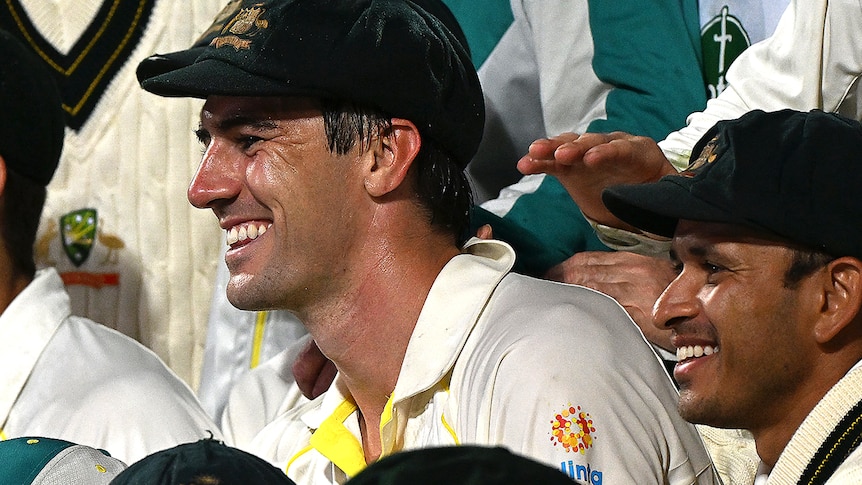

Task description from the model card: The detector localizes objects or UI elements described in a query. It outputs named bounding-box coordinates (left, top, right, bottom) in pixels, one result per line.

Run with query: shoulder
left=482, top=272, right=646, bottom=345
left=457, top=271, right=678, bottom=412
left=52, top=316, right=175, bottom=375
left=23, top=318, right=218, bottom=463
left=449, top=271, right=712, bottom=482
left=43, top=316, right=214, bottom=423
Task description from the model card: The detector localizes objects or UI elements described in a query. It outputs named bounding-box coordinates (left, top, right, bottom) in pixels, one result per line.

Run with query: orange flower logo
left=550, top=405, right=596, bottom=454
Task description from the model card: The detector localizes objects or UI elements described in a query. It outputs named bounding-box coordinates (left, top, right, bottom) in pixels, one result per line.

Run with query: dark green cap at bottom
left=0, top=436, right=126, bottom=485
left=109, top=438, right=295, bottom=485
left=346, top=446, right=578, bottom=484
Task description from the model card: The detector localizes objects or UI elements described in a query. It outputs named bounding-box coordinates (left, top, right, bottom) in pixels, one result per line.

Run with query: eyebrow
left=213, top=116, right=279, bottom=132
left=670, top=241, right=710, bottom=261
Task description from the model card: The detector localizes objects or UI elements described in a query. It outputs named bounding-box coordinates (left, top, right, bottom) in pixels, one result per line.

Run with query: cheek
left=704, top=283, right=804, bottom=352
left=248, top=152, right=288, bottom=183
left=699, top=284, right=763, bottom=349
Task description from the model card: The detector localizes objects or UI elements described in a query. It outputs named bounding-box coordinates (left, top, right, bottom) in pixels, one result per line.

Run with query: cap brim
left=602, top=177, right=740, bottom=238
left=140, top=57, right=327, bottom=99
left=136, top=47, right=205, bottom=85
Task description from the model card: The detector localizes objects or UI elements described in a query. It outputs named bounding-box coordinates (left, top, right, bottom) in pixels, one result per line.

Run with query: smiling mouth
left=226, top=222, right=271, bottom=246
left=676, top=345, right=719, bottom=362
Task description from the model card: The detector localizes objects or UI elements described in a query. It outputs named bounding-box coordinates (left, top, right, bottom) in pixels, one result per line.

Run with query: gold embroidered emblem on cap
left=196, top=0, right=244, bottom=43
left=679, top=134, right=720, bottom=178
left=211, top=5, right=269, bottom=50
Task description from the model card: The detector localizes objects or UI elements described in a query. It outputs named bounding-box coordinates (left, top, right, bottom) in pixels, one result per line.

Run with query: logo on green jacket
left=60, top=208, right=97, bottom=267
left=701, top=6, right=751, bottom=99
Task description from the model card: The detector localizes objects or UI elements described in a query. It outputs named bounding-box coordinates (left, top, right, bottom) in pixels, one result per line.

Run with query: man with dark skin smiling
left=602, top=108, right=862, bottom=484
left=137, top=0, right=717, bottom=483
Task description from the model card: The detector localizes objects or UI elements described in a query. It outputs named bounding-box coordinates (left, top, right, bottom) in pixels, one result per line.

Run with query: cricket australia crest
left=211, top=4, right=269, bottom=50
left=60, top=208, right=97, bottom=267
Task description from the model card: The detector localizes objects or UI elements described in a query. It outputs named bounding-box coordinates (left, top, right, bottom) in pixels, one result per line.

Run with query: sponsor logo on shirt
left=550, top=404, right=595, bottom=453
left=560, top=460, right=603, bottom=485
left=550, top=404, right=603, bottom=484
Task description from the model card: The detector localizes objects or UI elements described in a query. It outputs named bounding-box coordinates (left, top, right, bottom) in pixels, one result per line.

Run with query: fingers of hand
left=475, top=224, right=493, bottom=240
left=311, top=360, right=338, bottom=400
left=293, top=339, right=330, bottom=398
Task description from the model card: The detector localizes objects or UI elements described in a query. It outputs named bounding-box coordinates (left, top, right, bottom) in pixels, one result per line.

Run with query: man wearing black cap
left=137, top=1, right=717, bottom=483
left=0, top=28, right=220, bottom=464
left=601, top=108, right=862, bottom=483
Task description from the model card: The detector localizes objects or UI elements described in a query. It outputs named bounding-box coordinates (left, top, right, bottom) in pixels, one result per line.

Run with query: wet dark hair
left=319, top=99, right=472, bottom=244
left=2, top=168, right=46, bottom=278
left=783, top=247, right=835, bottom=288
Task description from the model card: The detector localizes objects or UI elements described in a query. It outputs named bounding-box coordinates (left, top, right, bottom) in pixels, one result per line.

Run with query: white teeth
left=226, top=223, right=270, bottom=246
left=676, top=345, right=718, bottom=361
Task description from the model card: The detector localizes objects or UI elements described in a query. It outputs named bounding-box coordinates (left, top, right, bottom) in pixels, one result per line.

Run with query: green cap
left=0, top=436, right=126, bottom=485
left=109, top=438, right=295, bottom=484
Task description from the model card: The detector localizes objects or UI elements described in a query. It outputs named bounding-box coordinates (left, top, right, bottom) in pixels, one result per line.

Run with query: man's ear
left=363, top=118, right=421, bottom=197
left=814, top=257, right=862, bottom=344
left=0, top=155, right=8, bottom=197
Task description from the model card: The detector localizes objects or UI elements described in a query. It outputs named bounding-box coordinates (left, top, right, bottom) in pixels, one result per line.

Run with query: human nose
left=652, top=271, right=700, bottom=331
left=187, top=140, right=242, bottom=209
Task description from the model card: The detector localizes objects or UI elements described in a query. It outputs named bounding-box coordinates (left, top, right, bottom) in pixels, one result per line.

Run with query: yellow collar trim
left=309, top=398, right=366, bottom=477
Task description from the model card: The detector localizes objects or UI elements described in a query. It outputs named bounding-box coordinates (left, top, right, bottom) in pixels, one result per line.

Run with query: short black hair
left=319, top=99, right=472, bottom=245
left=783, top=247, right=835, bottom=289
left=1, top=168, right=47, bottom=278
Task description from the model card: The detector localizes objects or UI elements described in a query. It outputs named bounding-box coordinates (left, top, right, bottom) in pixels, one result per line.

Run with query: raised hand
left=517, top=131, right=676, bottom=230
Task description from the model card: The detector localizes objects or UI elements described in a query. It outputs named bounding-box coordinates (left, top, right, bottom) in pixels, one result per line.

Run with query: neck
left=300, top=229, right=459, bottom=459
left=0, top=258, right=32, bottom=314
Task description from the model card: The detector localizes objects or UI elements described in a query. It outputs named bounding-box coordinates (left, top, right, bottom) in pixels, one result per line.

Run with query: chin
left=677, top=391, right=710, bottom=424
left=677, top=394, right=738, bottom=430
left=226, top=283, right=270, bottom=312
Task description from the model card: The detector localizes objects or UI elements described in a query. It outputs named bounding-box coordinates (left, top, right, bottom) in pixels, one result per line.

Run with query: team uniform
left=0, top=268, right=221, bottom=464
left=237, top=239, right=717, bottom=484
left=0, top=0, right=229, bottom=390
left=758, top=363, right=862, bottom=484
left=662, top=0, right=862, bottom=169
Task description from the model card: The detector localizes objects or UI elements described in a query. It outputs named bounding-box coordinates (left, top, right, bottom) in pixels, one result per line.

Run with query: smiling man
left=137, top=0, right=717, bottom=483
left=603, top=108, right=862, bottom=483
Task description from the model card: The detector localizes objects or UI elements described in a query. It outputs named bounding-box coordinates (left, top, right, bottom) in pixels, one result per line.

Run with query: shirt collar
left=391, top=238, right=514, bottom=401
left=296, top=239, right=515, bottom=452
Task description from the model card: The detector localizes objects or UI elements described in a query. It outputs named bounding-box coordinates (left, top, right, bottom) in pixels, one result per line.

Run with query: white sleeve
left=458, top=287, right=718, bottom=484
left=220, top=334, right=312, bottom=448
